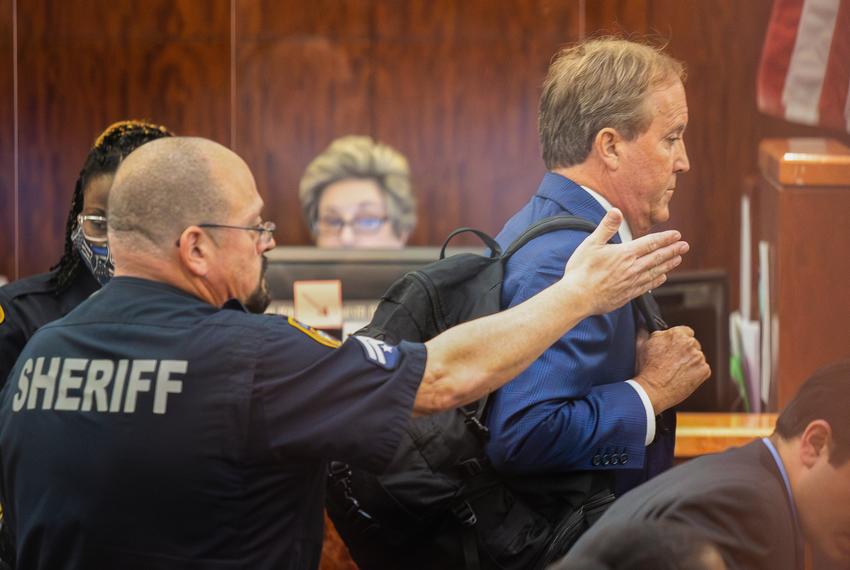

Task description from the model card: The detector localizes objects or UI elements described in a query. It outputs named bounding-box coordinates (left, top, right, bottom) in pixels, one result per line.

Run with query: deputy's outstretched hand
left=562, top=208, right=689, bottom=315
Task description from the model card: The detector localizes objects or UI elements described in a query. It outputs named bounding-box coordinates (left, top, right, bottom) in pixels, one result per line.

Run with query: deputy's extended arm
left=414, top=208, right=688, bottom=415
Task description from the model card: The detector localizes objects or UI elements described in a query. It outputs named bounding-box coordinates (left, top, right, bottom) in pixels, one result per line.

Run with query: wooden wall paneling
left=7, top=0, right=849, bottom=276
left=15, top=0, right=230, bottom=278
left=640, top=0, right=740, bottom=281
left=582, top=0, right=650, bottom=35
left=0, top=0, right=13, bottom=281
left=372, top=0, right=582, bottom=245
left=235, top=0, right=374, bottom=247
left=237, top=0, right=372, bottom=37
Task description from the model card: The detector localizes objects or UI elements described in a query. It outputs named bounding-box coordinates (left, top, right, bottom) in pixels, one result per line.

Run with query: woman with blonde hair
left=299, top=135, right=416, bottom=249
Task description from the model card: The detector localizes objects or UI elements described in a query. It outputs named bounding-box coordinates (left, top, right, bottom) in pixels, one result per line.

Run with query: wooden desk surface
left=675, top=413, right=778, bottom=458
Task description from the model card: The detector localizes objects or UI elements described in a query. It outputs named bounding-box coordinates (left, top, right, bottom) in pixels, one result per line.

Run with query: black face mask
left=72, top=224, right=114, bottom=286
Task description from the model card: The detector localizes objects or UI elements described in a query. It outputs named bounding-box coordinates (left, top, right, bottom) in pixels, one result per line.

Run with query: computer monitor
left=265, top=246, right=484, bottom=301
left=264, top=246, right=481, bottom=327
left=652, top=270, right=730, bottom=412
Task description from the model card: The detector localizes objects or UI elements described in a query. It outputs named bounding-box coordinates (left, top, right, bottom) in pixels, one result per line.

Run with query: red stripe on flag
left=757, top=0, right=807, bottom=117
left=818, top=0, right=850, bottom=131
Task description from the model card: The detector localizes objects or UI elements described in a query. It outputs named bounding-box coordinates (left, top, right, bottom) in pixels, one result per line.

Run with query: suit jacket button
left=592, top=454, right=602, bottom=466
left=611, top=454, right=620, bottom=465
left=602, top=454, right=611, bottom=465
left=620, top=453, right=629, bottom=465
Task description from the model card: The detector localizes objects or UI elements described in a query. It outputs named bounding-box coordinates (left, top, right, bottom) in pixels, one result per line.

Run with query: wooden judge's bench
left=674, top=412, right=777, bottom=459
left=756, top=138, right=850, bottom=409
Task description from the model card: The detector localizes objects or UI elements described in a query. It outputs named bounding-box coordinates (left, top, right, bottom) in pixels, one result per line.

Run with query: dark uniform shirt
left=0, top=277, right=426, bottom=570
left=0, top=268, right=99, bottom=389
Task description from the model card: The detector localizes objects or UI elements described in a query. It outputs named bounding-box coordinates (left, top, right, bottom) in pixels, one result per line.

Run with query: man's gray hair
left=539, top=37, right=686, bottom=170
left=108, top=137, right=232, bottom=250
left=298, top=135, right=416, bottom=238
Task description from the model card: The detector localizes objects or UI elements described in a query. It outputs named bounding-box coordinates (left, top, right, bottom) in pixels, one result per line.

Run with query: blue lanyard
left=761, top=437, right=803, bottom=565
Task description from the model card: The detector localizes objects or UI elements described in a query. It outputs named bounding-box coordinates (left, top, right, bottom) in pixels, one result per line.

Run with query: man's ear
left=594, top=128, right=622, bottom=171
left=177, top=226, right=212, bottom=278
left=799, top=420, right=832, bottom=468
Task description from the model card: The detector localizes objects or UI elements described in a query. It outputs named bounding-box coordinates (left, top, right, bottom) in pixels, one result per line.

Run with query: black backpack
left=327, top=215, right=667, bottom=570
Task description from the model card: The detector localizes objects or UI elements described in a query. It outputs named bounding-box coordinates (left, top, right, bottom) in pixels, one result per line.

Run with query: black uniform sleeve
left=253, top=317, right=426, bottom=473
left=0, top=293, right=28, bottom=390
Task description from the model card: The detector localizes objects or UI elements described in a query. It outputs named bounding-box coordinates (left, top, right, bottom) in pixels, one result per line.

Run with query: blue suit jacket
left=486, top=173, right=673, bottom=488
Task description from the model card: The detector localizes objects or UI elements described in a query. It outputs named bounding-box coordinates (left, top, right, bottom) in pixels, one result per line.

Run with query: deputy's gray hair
left=299, top=135, right=416, bottom=237
left=539, top=37, right=686, bottom=170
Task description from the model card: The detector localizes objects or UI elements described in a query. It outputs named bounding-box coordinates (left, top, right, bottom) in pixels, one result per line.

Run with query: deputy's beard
left=244, top=256, right=271, bottom=314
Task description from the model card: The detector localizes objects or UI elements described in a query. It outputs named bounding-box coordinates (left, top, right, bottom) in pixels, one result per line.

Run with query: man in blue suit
left=486, top=38, right=711, bottom=518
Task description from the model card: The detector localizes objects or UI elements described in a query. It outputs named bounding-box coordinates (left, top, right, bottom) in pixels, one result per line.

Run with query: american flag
left=757, top=0, right=850, bottom=133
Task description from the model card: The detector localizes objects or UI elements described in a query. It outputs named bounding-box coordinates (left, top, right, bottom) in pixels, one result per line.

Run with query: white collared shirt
left=580, top=185, right=655, bottom=446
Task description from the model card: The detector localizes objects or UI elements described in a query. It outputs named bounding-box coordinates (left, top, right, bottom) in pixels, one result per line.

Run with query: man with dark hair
left=552, top=359, right=850, bottom=570
left=0, top=137, right=689, bottom=569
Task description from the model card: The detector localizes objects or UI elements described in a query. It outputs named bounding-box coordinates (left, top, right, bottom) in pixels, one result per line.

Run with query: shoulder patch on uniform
left=287, top=316, right=341, bottom=348
left=0, top=303, right=5, bottom=325
left=352, top=335, right=400, bottom=370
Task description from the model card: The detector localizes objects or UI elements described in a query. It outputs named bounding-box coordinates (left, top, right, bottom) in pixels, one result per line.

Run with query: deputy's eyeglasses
left=315, top=215, right=388, bottom=236
left=197, top=221, right=277, bottom=247
left=77, top=214, right=108, bottom=243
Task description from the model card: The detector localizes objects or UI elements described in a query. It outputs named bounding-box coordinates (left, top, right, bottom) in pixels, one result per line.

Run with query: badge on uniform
left=0, top=303, right=5, bottom=326
left=286, top=316, right=341, bottom=349
left=353, top=336, right=400, bottom=370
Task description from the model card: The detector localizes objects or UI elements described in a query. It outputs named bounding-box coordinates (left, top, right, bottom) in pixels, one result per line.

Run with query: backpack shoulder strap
left=502, top=215, right=597, bottom=260
left=634, top=290, right=668, bottom=333
left=440, top=228, right=502, bottom=260
left=503, top=214, right=669, bottom=332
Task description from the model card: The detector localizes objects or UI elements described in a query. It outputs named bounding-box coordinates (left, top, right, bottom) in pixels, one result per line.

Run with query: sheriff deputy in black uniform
left=0, top=137, right=688, bottom=570
left=0, top=120, right=173, bottom=387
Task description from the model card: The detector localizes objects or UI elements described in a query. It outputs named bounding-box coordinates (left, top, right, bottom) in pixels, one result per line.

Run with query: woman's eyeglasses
left=315, top=215, right=388, bottom=236
left=77, top=215, right=108, bottom=243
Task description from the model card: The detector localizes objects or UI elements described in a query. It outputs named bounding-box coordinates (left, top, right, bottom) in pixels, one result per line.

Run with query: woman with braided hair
left=0, top=120, right=173, bottom=388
